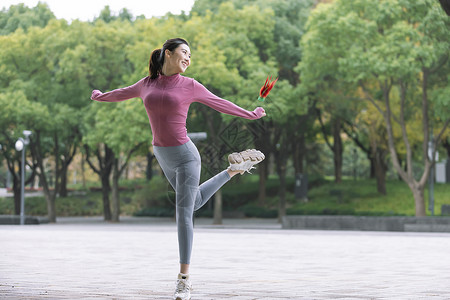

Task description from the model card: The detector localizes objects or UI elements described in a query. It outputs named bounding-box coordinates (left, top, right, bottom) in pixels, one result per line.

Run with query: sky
left=1, top=0, right=196, bottom=21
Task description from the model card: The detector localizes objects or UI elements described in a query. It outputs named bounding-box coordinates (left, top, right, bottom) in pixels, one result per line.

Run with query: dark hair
left=149, top=38, right=189, bottom=79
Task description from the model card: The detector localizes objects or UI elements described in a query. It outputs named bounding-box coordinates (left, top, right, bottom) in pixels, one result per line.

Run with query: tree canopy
left=0, top=0, right=448, bottom=220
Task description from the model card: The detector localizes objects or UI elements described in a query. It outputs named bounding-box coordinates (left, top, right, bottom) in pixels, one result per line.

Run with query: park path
left=1, top=217, right=449, bottom=299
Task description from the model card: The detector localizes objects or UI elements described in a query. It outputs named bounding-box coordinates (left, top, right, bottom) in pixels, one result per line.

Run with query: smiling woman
left=90, top=37, right=266, bottom=300
left=149, top=38, right=191, bottom=79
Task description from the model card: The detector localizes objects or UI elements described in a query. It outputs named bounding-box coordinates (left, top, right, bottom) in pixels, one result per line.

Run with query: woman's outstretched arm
left=91, top=79, right=144, bottom=102
left=192, top=80, right=266, bottom=120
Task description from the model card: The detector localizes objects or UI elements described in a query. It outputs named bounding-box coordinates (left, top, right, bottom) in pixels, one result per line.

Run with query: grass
left=288, top=178, right=450, bottom=216
left=0, top=190, right=142, bottom=217
left=0, top=176, right=449, bottom=217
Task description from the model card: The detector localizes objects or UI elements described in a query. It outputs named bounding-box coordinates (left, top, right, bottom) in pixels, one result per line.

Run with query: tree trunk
left=412, top=185, right=426, bottom=217
left=293, top=113, right=310, bottom=175
left=332, top=118, right=343, bottom=183
left=39, top=166, right=57, bottom=223
left=48, top=132, right=60, bottom=222
left=101, top=174, right=112, bottom=221
left=111, top=158, right=120, bottom=222
left=293, top=132, right=305, bottom=174
left=46, top=193, right=57, bottom=222
left=369, top=155, right=376, bottom=178
left=253, top=120, right=273, bottom=206
left=7, top=158, right=21, bottom=215
left=317, top=109, right=343, bottom=183
left=373, top=150, right=387, bottom=195
left=275, top=130, right=289, bottom=223
left=30, top=130, right=58, bottom=223
left=277, top=162, right=287, bottom=223
left=370, top=132, right=387, bottom=195
left=59, top=163, right=68, bottom=197
left=81, top=154, right=87, bottom=190
left=146, top=152, right=154, bottom=181
left=58, top=144, right=77, bottom=197
left=85, top=144, right=114, bottom=221
left=213, top=190, right=223, bottom=225
left=442, top=139, right=450, bottom=158
left=258, top=161, right=267, bottom=206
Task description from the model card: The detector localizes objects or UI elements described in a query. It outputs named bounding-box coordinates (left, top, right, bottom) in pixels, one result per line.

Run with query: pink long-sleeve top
left=91, top=73, right=265, bottom=147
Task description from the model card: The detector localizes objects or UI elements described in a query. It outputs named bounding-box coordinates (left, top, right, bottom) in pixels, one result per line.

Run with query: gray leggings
left=153, top=140, right=230, bottom=264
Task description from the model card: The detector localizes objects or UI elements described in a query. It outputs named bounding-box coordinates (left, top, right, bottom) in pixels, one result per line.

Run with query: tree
left=78, top=18, right=136, bottom=221
left=0, top=18, right=74, bottom=222
left=254, top=0, right=315, bottom=205
left=299, top=0, right=450, bottom=216
left=344, top=104, right=390, bottom=194
left=0, top=91, right=46, bottom=214
left=184, top=2, right=279, bottom=221
left=0, top=3, right=55, bottom=35
left=190, top=1, right=315, bottom=215
left=89, top=100, right=150, bottom=222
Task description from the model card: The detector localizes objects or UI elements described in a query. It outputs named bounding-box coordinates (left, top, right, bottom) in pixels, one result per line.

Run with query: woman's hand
left=254, top=107, right=266, bottom=118
left=91, top=90, right=102, bottom=100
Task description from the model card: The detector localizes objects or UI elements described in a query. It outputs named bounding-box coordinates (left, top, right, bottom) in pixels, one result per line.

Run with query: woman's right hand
left=91, top=89, right=102, bottom=100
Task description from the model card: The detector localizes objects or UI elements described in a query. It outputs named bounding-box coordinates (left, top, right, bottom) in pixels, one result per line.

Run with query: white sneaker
left=173, top=274, right=192, bottom=300
left=228, top=149, right=265, bottom=174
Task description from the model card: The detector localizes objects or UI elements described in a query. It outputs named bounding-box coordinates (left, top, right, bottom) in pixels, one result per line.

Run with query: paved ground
left=0, top=188, right=43, bottom=198
left=1, top=216, right=450, bottom=299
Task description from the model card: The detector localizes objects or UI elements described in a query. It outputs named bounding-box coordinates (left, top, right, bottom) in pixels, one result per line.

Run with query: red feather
left=258, top=76, right=278, bottom=101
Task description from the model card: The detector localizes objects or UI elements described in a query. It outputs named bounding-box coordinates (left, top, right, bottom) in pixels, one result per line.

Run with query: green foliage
left=134, top=207, right=174, bottom=217
left=289, top=179, right=450, bottom=216
left=130, top=176, right=175, bottom=210
left=431, top=80, right=450, bottom=121
left=299, top=0, right=450, bottom=115
left=0, top=194, right=103, bottom=216
left=240, top=203, right=277, bottom=218
left=0, top=3, right=55, bottom=35
left=219, top=175, right=295, bottom=209
left=1, top=176, right=449, bottom=217
left=299, top=0, right=449, bottom=215
left=0, top=90, right=50, bottom=132
left=1, top=1, right=448, bottom=220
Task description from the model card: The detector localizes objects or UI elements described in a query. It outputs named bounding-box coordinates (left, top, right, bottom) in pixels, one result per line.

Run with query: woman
left=91, top=38, right=266, bottom=300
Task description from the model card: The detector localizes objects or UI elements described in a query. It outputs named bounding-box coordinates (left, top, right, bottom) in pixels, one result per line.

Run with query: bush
left=133, top=207, right=174, bottom=217
left=132, top=176, right=175, bottom=210
left=286, top=207, right=355, bottom=216
left=221, top=175, right=297, bottom=209
left=240, top=204, right=277, bottom=218
left=306, top=174, right=328, bottom=189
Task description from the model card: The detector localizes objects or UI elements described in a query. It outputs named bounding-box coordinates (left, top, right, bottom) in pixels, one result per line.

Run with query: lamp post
left=15, top=130, right=32, bottom=225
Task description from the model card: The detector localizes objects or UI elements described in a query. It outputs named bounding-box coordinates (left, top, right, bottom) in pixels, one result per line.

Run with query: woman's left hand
left=254, top=107, right=266, bottom=118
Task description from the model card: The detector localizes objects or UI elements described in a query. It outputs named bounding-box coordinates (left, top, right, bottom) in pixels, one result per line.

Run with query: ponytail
left=148, top=38, right=190, bottom=80
left=149, top=48, right=163, bottom=79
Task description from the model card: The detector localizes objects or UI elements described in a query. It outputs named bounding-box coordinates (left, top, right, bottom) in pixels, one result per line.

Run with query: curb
left=282, top=215, right=450, bottom=232
left=0, top=215, right=49, bottom=225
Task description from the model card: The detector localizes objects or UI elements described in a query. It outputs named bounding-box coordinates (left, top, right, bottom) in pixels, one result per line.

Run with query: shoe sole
left=228, top=149, right=265, bottom=174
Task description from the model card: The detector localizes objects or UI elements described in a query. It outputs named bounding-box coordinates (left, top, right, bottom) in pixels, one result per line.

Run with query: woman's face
left=165, top=44, right=191, bottom=74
